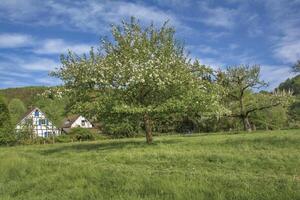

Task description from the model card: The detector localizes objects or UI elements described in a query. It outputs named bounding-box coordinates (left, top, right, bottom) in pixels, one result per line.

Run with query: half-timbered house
left=16, top=107, right=60, bottom=137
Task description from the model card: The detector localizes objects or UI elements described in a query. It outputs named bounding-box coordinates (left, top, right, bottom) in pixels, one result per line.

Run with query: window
left=44, top=132, right=48, bottom=137
left=81, top=120, right=86, bottom=126
left=39, top=119, right=46, bottom=125
left=34, top=110, right=39, bottom=117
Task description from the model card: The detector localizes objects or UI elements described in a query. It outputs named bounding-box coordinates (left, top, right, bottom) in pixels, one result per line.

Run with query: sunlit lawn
left=0, top=130, right=300, bottom=200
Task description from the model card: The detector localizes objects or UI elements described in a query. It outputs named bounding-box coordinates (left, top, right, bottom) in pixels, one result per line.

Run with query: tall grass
left=0, top=130, right=299, bottom=200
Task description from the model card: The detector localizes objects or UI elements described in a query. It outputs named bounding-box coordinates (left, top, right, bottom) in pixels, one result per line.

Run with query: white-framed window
left=39, top=119, right=46, bottom=125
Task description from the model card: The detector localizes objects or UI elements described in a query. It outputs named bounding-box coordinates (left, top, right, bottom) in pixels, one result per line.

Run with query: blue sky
left=0, top=0, right=299, bottom=90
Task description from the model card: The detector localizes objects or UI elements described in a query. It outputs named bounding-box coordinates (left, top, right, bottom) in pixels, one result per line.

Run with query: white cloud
left=0, top=52, right=61, bottom=88
left=187, top=45, right=219, bottom=56
left=198, top=2, right=237, bottom=28
left=0, top=80, right=31, bottom=88
left=0, top=0, right=181, bottom=34
left=273, top=27, right=300, bottom=63
left=0, top=33, right=33, bottom=48
left=0, top=32, right=92, bottom=55
left=199, top=57, right=224, bottom=70
left=22, top=58, right=59, bottom=71
left=35, top=77, right=62, bottom=86
left=34, top=39, right=92, bottom=55
left=0, top=52, right=60, bottom=71
left=263, top=0, right=300, bottom=64
left=115, top=2, right=176, bottom=25
left=0, top=69, right=31, bottom=78
left=260, top=65, right=294, bottom=90
left=0, top=0, right=41, bottom=21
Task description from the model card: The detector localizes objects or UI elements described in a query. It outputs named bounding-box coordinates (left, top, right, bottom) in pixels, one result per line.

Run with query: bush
left=0, top=96, right=15, bottom=145
left=68, top=128, right=96, bottom=141
left=104, top=122, right=139, bottom=138
left=55, top=134, right=72, bottom=143
left=102, top=113, right=142, bottom=138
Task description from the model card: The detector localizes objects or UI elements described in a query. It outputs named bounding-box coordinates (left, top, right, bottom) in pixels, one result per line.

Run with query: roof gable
left=61, top=115, right=92, bottom=128
left=61, top=115, right=80, bottom=128
left=17, top=107, right=54, bottom=126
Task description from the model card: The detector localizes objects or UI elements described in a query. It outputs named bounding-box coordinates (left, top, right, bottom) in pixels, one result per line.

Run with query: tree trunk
left=242, top=116, right=252, bottom=132
left=143, top=114, right=153, bottom=144
left=239, top=97, right=253, bottom=132
left=252, top=124, right=256, bottom=131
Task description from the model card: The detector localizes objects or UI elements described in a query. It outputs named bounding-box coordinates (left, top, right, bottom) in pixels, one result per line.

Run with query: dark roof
left=61, top=115, right=80, bottom=128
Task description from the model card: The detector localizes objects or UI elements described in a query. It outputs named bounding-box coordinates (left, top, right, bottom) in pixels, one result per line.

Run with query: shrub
left=102, top=114, right=142, bottom=138
left=68, top=128, right=96, bottom=141
left=0, top=96, right=15, bottom=145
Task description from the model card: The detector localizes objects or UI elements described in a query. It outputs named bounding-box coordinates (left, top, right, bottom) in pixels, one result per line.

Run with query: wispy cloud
left=0, top=33, right=33, bottom=48
left=35, top=77, right=62, bottom=85
left=260, top=65, right=294, bottom=90
left=264, top=0, right=300, bottom=64
left=197, top=2, right=237, bottom=28
left=187, top=45, right=219, bottom=56
left=0, top=0, right=181, bottom=34
left=0, top=0, right=299, bottom=90
left=0, top=33, right=92, bottom=55
left=0, top=52, right=61, bottom=88
left=273, top=27, right=300, bottom=63
left=33, top=39, right=92, bottom=55
left=0, top=69, right=31, bottom=78
left=22, top=58, right=59, bottom=71
left=0, top=52, right=59, bottom=72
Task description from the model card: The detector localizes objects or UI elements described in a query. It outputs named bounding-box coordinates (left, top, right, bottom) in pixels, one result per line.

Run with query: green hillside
left=0, top=86, right=48, bottom=106
left=278, top=75, right=300, bottom=96
left=0, top=130, right=299, bottom=200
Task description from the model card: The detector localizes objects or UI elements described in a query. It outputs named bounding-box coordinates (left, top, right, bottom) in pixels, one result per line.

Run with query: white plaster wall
left=16, top=108, right=60, bottom=137
left=71, top=116, right=93, bottom=128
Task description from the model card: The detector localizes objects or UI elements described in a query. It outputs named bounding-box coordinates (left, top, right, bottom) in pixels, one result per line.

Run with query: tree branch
left=245, top=102, right=281, bottom=116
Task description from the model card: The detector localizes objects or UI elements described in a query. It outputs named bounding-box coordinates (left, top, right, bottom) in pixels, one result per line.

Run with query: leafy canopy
left=8, top=98, right=26, bottom=125
left=0, top=95, right=14, bottom=144
left=218, top=65, right=294, bottom=131
left=52, top=18, right=226, bottom=141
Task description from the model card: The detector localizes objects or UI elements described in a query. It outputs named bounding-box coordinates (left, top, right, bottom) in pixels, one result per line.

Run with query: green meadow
left=0, top=130, right=300, bottom=200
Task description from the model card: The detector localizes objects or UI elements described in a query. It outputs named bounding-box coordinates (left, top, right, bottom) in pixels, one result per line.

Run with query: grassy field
left=0, top=130, right=300, bottom=200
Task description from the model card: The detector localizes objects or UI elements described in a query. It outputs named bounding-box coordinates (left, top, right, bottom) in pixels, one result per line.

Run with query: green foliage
left=218, top=65, right=294, bottom=131
left=102, top=113, right=142, bottom=137
left=251, top=105, right=288, bottom=130
left=68, top=128, right=96, bottom=141
left=33, top=93, right=68, bottom=126
left=52, top=18, right=225, bottom=142
left=278, top=74, right=300, bottom=95
left=278, top=75, right=300, bottom=127
left=0, top=130, right=299, bottom=199
left=8, top=98, right=26, bottom=125
left=0, top=86, right=48, bottom=106
left=0, top=96, right=15, bottom=145
left=288, top=100, right=300, bottom=127
left=15, top=127, right=35, bottom=143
